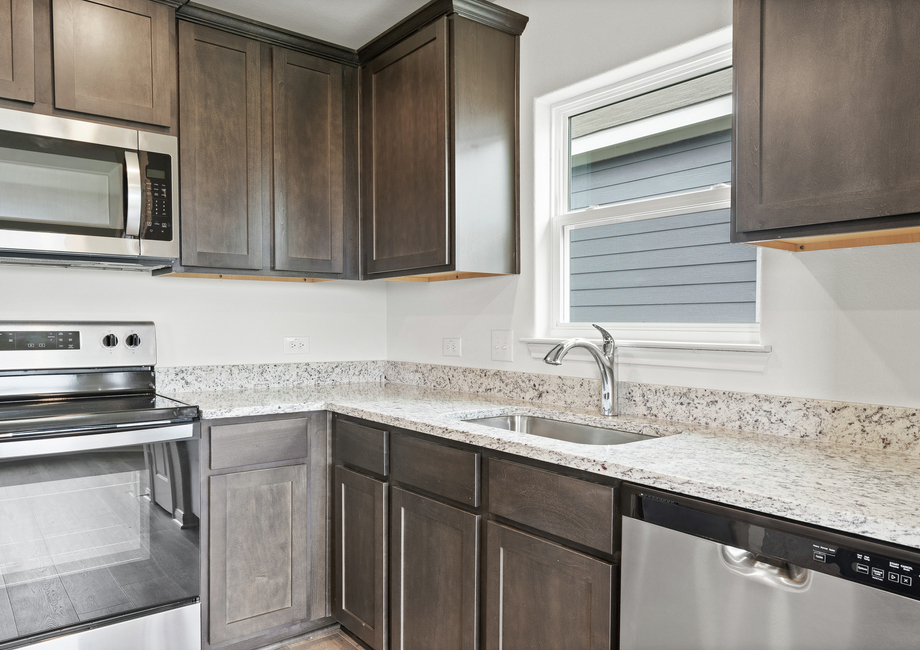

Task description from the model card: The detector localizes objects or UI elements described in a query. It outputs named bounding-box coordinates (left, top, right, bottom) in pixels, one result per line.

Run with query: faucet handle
left=592, top=324, right=615, bottom=357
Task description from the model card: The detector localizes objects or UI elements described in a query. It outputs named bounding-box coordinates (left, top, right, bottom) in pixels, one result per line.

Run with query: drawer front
left=391, top=434, right=480, bottom=507
left=488, top=458, right=615, bottom=554
left=335, top=418, right=389, bottom=477
left=209, top=417, right=309, bottom=470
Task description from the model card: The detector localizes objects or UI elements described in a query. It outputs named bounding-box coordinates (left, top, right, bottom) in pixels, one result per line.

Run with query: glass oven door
left=0, top=425, right=199, bottom=648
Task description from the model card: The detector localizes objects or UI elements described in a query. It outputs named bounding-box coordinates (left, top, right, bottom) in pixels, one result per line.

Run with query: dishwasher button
left=814, top=551, right=827, bottom=563
left=890, top=572, right=901, bottom=582
left=902, top=576, right=913, bottom=587
left=871, top=568, right=885, bottom=581
left=856, top=564, right=870, bottom=574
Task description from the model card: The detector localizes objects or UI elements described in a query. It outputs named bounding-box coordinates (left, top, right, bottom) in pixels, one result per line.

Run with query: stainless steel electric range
left=0, top=322, right=200, bottom=650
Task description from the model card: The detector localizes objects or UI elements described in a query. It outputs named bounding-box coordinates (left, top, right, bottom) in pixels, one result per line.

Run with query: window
left=546, top=29, right=760, bottom=345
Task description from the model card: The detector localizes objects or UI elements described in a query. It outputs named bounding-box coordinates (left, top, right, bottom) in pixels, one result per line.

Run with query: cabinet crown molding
left=358, top=0, right=528, bottom=63
left=177, top=2, right=360, bottom=66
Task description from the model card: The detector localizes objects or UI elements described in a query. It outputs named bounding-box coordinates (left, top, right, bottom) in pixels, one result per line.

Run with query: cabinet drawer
left=335, top=418, right=389, bottom=476
left=210, top=418, right=308, bottom=470
left=391, top=434, right=480, bottom=507
left=488, top=458, right=615, bottom=555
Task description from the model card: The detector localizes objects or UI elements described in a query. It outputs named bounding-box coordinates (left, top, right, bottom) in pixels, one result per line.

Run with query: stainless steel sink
left=463, top=415, right=654, bottom=446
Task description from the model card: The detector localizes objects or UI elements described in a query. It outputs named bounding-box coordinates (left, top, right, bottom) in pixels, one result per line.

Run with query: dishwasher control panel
left=832, top=546, right=919, bottom=599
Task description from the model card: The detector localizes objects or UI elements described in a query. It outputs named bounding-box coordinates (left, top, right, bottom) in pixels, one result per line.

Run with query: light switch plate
left=491, top=330, right=513, bottom=362
left=443, top=338, right=462, bottom=357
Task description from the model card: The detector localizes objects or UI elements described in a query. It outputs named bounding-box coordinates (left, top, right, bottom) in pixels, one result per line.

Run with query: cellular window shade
left=570, top=68, right=732, bottom=138
left=569, top=208, right=757, bottom=323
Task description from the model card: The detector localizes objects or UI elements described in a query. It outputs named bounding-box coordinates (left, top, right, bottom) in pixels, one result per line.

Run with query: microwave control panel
left=139, top=151, right=172, bottom=241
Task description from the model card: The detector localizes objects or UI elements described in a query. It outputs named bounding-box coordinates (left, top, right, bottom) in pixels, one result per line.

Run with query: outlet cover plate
left=491, top=330, right=513, bottom=361
left=283, top=337, right=310, bottom=355
left=443, top=338, right=462, bottom=357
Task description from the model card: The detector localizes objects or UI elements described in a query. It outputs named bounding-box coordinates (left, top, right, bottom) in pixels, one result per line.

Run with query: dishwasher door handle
left=719, top=544, right=811, bottom=591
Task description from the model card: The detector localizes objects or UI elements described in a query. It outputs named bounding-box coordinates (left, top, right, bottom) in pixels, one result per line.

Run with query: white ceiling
left=193, top=0, right=432, bottom=50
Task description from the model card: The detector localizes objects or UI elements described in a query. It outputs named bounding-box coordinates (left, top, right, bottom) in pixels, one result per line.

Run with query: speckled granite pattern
left=385, top=361, right=920, bottom=453
left=164, top=382, right=920, bottom=549
left=156, top=360, right=385, bottom=393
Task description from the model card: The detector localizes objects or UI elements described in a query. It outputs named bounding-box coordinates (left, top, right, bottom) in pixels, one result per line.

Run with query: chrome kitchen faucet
left=543, top=324, right=617, bottom=416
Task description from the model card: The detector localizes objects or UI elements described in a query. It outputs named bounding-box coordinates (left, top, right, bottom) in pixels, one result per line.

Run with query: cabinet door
left=51, top=0, right=170, bottom=125
left=333, top=465, right=387, bottom=650
left=485, top=522, right=613, bottom=650
left=0, top=0, right=33, bottom=102
left=733, top=0, right=920, bottom=238
left=390, top=487, right=479, bottom=650
left=178, top=22, right=263, bottom=270
left=209, top=464, right=309, bottom=644
left=272, top=47, right=345, bottom=274
left=361, top=17, right=450, bottom=276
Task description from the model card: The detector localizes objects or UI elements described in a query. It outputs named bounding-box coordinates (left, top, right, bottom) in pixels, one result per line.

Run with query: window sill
left=522, top=338, right=772, bottom=372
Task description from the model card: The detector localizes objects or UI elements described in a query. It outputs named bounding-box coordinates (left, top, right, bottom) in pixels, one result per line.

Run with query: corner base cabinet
left=201, top=413, right=330, bottom=650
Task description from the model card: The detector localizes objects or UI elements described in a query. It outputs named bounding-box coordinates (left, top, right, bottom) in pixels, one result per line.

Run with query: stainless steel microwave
left=0, top=108, right=178, bottom=271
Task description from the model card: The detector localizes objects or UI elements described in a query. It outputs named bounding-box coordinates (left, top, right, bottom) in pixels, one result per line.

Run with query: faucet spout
left=542, top=325, right=617, bottom=416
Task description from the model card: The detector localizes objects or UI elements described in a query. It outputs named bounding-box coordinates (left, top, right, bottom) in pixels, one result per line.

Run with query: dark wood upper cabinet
left=360, top=5, right=526, bottom=280
left=52, top=0, right=171, bottom=126
left=733, top=0, right=920, bottom=251
left=272, top=47, right=346, bottom=274
left=362, top=19, right=449, bottom=276
left=0, top=0, right=34, bottom=103
left=178, top=21, right=263, bottom=270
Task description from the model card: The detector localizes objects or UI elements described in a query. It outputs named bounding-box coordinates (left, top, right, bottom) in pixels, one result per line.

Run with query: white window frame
left=544, top=27, right=762, bottom=347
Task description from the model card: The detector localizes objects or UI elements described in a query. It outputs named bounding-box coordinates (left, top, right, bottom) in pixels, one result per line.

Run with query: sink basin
left=463, top=415, right=653, bottom=446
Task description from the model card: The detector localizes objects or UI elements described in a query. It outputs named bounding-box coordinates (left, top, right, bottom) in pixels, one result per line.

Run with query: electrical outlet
left=491, top=330, right=513, bottom=362
left=283, top=337, right=309, bottom=355
left=442, top=338, right=462, bottom=357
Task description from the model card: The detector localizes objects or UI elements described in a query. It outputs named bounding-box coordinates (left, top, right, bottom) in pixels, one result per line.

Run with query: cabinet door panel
left=178, top=22, right=262, bottom=270
left=734, top=0, right=920, bottom=235
left=272, top=47, right=345, bottom=273
left=0, top=0, right=34, bottom=102
left=362, top=17, right=450, bottom=275
left=485, top=522, right=613, bottom=650
left=209, top=464, right=308, bottom=644
left=51, top=0, right=170, bottom=125
left=333, top=465, right=387, bottom=650
left=391, top=487, right=479, bottom=650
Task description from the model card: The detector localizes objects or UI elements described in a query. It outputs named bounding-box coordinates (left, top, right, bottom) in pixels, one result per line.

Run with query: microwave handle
left=125, top=150, right=142, bottom=237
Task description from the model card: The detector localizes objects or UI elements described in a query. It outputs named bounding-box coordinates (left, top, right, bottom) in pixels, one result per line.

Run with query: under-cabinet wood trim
left=164, top=272, right=334, bottom=282
left=746, top=225, right=920, bottom=252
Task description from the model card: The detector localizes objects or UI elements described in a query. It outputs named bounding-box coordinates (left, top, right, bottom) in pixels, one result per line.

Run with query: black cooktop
left=0, top=393, right=199, bottom=438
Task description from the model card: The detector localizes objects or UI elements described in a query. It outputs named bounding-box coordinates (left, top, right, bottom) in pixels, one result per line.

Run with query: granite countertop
left=167, top=382, right=920, bottom=550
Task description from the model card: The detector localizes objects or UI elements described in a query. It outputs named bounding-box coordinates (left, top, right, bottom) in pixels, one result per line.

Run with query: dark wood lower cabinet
left=333, top=465, right=388, bottom=650
left=485, top=521, right=614, bottom=650
left=209, top=464, right=309, bottom=644
left=390, top=487, right=479, bottom=650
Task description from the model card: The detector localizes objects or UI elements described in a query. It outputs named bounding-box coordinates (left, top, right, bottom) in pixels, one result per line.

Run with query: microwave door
left=0, top=129, right=141, bottom=258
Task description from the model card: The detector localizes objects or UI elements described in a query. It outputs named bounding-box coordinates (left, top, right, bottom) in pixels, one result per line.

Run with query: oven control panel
left=0, top=331, right=80, bottom=351
left=0, top=322, right=156, bottom=370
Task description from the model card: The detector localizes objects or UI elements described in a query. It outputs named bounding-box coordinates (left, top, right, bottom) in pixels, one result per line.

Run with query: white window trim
left=532, top=26, right=770, bottom=371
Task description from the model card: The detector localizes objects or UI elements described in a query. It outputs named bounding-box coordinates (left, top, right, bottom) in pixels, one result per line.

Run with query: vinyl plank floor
left=59, top=568, right=130, bottom=615
left=281, top=630, right=363, bottom=650
left=0, top=586, right=17, bottom=643
left=6, top=577, right=80, bottom=636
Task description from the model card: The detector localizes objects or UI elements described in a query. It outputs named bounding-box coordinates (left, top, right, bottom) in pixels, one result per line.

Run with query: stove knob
left=102, top=334, right=118, bottom=348
left=125, top=333, right=141, bottom=349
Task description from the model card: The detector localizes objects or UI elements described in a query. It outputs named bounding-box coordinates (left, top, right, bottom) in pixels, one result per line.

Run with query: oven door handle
left=125, top=150, right=142, bottom=237
left=0, top=422, right=194, bottom=459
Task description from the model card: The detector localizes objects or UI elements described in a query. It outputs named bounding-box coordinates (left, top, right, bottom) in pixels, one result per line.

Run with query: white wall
left=0, top=266, right=388, bottom=367
left=386, top=0, right=920, bottom=409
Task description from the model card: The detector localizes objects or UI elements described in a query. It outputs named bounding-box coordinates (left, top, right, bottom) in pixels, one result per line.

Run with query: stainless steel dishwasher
left=620, top=485, right=920, bottom=650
